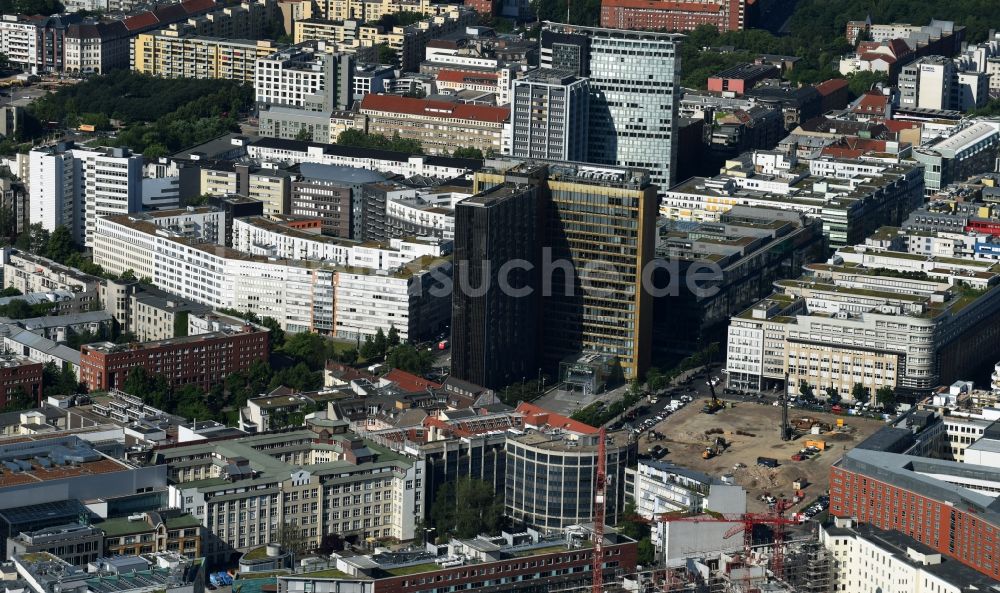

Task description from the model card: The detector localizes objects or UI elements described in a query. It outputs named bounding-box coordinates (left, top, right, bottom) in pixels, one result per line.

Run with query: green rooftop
left=97, top=516, right=152, bottom=537
left=242, top=547, right=271, bottom=561
left=298, top=568, right=356, bottom=579
left=382, top=563, right=442, bottom=576
left=164, top=514, right=201, bottom=530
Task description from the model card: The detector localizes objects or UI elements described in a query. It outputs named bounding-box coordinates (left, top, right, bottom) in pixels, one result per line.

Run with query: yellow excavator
left=701, top=378, right=724, bottom=414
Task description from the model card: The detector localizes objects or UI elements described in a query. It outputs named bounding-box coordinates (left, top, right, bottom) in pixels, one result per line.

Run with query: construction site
left=639, top=396, right=883, bottom=513
left=622, top=536, right=834, bottom=593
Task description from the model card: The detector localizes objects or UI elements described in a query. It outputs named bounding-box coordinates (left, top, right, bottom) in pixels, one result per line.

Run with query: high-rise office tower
left=540, top=23, right=682, bottom=189
left=451, top=174, right=543, bottom=389
left=509, top=69, right=590, bottom=162
left=458, top=160, right=657, bottom=384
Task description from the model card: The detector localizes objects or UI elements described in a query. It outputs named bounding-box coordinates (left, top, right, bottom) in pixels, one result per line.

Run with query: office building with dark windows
left=540, top=23, right=682, bottom=189
left=465, top=159, right=656, bottom=381
left=451, top=178, right=543, bottom=390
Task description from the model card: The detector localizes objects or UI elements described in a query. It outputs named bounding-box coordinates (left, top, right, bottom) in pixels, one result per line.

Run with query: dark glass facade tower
left=450, top=178, right=543, bottom=389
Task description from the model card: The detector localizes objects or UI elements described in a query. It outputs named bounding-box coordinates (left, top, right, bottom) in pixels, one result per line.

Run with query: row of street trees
left=798, top=380, right=898, bottom=412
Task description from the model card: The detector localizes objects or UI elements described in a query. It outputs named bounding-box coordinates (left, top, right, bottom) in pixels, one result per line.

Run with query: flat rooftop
left=0, top=436, right=133, bottom=489
left=82, top=329, right=258, bottom=354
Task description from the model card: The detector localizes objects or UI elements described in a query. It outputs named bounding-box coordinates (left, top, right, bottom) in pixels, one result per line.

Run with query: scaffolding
left=637, top=536, right=832, bottom=593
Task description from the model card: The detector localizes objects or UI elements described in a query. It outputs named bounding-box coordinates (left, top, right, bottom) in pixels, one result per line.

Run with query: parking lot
left=634, top=395, right=885, bottom=514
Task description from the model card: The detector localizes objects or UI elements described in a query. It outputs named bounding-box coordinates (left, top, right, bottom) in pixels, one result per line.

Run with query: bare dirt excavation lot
left=643, top=399, right=884, bottom=513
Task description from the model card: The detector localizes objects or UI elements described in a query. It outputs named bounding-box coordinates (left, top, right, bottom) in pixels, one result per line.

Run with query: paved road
left=1, top=86, right=47, bottom=108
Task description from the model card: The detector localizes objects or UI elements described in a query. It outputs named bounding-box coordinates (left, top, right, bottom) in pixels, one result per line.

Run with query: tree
left=294, top=126, right=313, bottom=141
left=377, top=44, right=398, bottom=66
left=646, top=367, right=667, bottom=392
left=618, top=503, right=654, bottom=566
left=338, top=348, right=359, bottom=366
left=359, top=335, right=380, bottom=361
left=14, top=223, right=50, bottom=255
left=2, top=299, right=33, bottom=319
left=825, top=386, right=841, bottom=405
left=45, top=225, right=75, bottom=262
left=452, top=147, right=484, bottom=159
left=846, top=71, right=889, bottom=99
left=430, top=478, right=503, bottom=538
left=875, top=386, right=896, bottom=412
left=262, top=316, right=285, bottom=349
left=0, top=287, right=20, bottom=297
left=387, top=325, right=400, bottom=349
left=798, top=380, right=814, bottom=401
left=373, top=328, right=388, bottom=358
left=851, top=382, right=870, bottom=404
left=174, top=384, right=213, bottom=421
left=279, top=332, right=329, bottom=370
left=277, top=521, right=310, bottom=557
left=385, top=343, right=433, bottom=375
left=637, top=537, right=655, bottom=566
left=336, top=129, right=423, bottom=154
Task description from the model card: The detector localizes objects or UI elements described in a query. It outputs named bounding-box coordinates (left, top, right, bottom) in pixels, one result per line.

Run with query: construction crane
left=593, top=427, right=607, bottom=593
left=780, top=372, right=791, bottom=441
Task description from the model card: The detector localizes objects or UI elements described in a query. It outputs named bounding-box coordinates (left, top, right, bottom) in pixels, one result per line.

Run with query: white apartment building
left=384, top=191, right=457, bottom=240
left=248, top=137, right=477, bottom=179
left=94, top=212, right=451, bottom=339
left=28, top=148, right=76, bottom=236
left=77, top=147, right=142, bottom=247
left=28, top=144, right=142, bottom=246
left=821, top=517, right=997, bottom=593
left=233, top=216, right=353, bottom=262
left=0, top=16, right=38, bottom=72
left=255, top=43, right=353, bottom=112
left=333, top=256, right=451, bottom=342
left=232, top=216, right=449, bottom=269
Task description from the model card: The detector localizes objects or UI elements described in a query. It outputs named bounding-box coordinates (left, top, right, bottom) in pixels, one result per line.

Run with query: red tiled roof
left=183, top=0, right=217, bottom=11
left=360, top=94, right=510, bottom=124
left=384, top=368, right=441, bottom=393
left=123, top=0, right=215, bottom=31
left=437, top=69, right=499, bottom=84
left=853, top=92, right=889, bottom=113
left=154, top=3, right=188, bottom=22
left=883, top=119, right=919, bottom=132
left=822, top=148, right=865, bottom=159
left=515, top=402, right=599, bottom=435
left=814, top=78, right=848, bottom=96
left=886, top=38, right=911, bottom=58
left=860, top=52, right=896, bottom=64
left=122, top=11, right=158, bottom=30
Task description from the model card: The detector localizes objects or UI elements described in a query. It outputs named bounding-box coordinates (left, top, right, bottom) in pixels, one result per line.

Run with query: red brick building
left=463, top=0, right=496, bottom=15
left=831, top=448, right=1000, bottom=579
left=79, top=327, right=269, bottom=391
left=706, top=63, right=778, bottom=95
left=0, top=355, right=43, bottom=408
left=600, top=0, right=751, bottom=32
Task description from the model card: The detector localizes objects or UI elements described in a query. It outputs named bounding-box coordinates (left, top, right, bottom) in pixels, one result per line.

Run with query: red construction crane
left=592, top=427, right=607, bottom=593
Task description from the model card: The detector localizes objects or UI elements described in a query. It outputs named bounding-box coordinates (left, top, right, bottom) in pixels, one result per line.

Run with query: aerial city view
left=0, top=0, right=994, bottom=590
